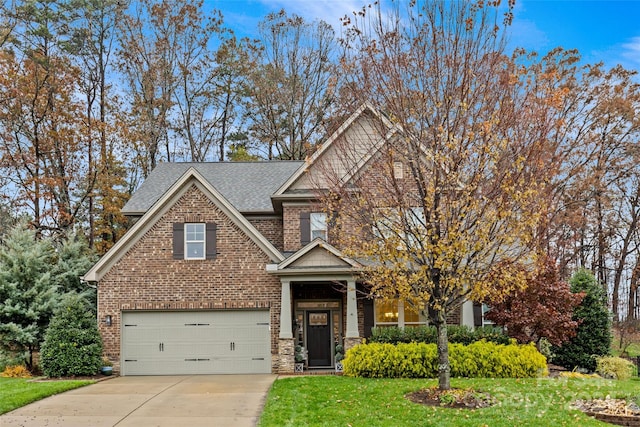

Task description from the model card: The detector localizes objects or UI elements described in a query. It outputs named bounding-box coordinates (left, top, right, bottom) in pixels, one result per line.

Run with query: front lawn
left=0, top=377, right=95, bottom=415
left=258, top=376, right=640, bottom=426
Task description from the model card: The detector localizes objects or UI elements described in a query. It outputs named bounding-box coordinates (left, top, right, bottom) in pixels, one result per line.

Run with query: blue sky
left=208, top=0, right=640, bottom=71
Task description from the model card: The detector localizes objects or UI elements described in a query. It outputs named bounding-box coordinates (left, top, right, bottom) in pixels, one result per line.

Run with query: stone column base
left=344, top=336, right=362, bottom=351
left=278, top=338, right=295, bottom=373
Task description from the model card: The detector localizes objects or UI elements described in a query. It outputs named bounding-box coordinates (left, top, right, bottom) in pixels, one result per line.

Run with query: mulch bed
left=572, top=397, right=640, bottom=427
left=406, top=386, right=495, bottom=409
left=28, top=374, right=116, bottom=382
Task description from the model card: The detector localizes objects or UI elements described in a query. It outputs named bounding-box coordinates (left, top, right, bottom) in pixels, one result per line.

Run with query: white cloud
left=507, top=18, right=549, bottom=53
left=258, top=0, right=367, bottom=31
left=621, top=36, right=640, bottom=68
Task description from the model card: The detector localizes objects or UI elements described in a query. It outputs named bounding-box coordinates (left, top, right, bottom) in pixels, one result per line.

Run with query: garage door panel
left=121, top=310, right=270, bottom=375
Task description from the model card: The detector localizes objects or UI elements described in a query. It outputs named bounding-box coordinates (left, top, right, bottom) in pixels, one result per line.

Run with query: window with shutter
left=173, top=222, right=216, bottom=260
left=310, top=213, right=327, bottom=240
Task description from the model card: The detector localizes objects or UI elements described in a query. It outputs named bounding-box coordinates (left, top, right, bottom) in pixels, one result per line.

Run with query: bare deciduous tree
left=317, top=0, right=569, bottom=390
left=245, top=10, right=338, bottom=160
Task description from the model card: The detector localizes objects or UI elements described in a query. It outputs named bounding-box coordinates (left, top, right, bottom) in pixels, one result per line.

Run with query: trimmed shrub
left=595, top=356, right=634, bottom=380
left=552, top=269, right=612, bottom=371
left=370, top=325, right=509, bottom=345
left=343, top=340, right=547, bottom=378
left=40, top=295, right=103, bottom=377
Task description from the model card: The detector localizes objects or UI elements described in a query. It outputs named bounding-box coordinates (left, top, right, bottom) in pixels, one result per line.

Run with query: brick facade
left=248, top=216, right=284, bottom=252
left=97, top=185, right=282, bottom=373
left=283, top=204, right=310, bottom=252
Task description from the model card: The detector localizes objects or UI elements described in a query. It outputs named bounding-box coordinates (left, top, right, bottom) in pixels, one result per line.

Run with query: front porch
left=268, top=239, right=364, bottom=373
left=277, top=279, right=362, bottom=374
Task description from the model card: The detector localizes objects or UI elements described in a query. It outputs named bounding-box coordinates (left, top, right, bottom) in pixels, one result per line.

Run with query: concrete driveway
left=0, top=374, right=276, bottom=427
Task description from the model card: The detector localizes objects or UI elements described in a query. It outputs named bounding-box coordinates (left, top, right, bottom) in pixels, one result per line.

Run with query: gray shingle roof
left=122, top=161, right=304, bottom=214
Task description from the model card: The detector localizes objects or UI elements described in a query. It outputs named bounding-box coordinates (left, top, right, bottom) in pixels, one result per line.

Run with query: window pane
left=186, top=242, right=204, bottom=258
left=375, top=300, right=398, bottom=323
left=186, top=223, right=204, bottom=240
left=311, top=229, right=326, bottom=240
left=404, top=305, right=420, bottom=323
left=310, top=213, right=327, bottom=240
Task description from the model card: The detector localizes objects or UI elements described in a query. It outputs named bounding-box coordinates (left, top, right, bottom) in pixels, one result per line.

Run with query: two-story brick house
left=83, top=105, right=480, bottom=375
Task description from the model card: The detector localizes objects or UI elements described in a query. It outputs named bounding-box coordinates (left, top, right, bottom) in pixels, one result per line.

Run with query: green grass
left=0, top=377, right=95, bottom=415
left=258, top=376, right=640, bottom=426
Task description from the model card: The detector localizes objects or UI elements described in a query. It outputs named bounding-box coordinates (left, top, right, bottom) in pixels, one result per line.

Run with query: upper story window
left=373, top=207, right=425, bottom=248
left=300, top=212, right=328, bottom=246
left=173, top=222, right=217, bottom=260
left=393, top=161, right=404, bottom=179
left=310, top=213, right=327, bottom=240
left=185, top=223, right=205, bottom=259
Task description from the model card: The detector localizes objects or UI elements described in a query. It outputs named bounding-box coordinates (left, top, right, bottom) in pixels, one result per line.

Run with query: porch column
left=278, top=279, right=294, bottom=373
left=279, top=280, right=292, bottom=339
left=345, top=280, right=362, bottom=351
left=461, top=300, right=475, bottom=329
left=346, top=280, right=359, bottom=338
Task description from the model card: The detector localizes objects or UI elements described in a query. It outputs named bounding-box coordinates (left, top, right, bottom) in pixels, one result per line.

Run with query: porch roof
left=267, top=239, right=361, bottom=277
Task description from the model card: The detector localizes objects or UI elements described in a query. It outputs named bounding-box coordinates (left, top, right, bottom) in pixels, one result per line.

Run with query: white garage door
left=121, top=310, right=271, bottom=375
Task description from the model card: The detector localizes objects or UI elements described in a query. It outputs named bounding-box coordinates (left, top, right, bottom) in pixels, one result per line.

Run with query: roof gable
left=84, top=168, right=285, bottom=282
left=273, top=103, right=398, bottom=196
left=277, top=238, right=360, bottom=271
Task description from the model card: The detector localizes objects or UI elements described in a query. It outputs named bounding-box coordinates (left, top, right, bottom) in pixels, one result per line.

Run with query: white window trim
left=310, top=212, right=327, bottom=241
left=184, top=223, right=206, bottom=260
left=481, top=303, right=494, bottom=327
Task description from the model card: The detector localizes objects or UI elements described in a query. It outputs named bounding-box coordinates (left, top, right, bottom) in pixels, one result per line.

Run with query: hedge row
left=343, top=341, right=547, bottom=378
left=369, top=325, right=510, bottom=345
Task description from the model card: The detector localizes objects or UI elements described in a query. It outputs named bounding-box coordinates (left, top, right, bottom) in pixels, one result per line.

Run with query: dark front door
left=306, top=310, right=332, bottom=367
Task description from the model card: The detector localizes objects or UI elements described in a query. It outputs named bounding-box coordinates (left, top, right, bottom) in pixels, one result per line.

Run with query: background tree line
left=0, top=0, right=638, bottom=327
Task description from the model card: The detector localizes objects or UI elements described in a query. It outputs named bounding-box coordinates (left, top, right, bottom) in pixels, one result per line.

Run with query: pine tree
left=0, top=223, right=60, bottom=369
left=52, top=233, right=97, bottom=308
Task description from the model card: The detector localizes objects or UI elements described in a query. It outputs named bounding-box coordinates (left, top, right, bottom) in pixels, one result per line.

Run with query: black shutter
left=473, top=303, right=483, bottom=328
left=173, top=223, right=184, bottom=259
left=363, top=298, right=375, bottom=339
left=300, top=212, right=311, bottom=246
left=205, top=222, right=217, bottom=259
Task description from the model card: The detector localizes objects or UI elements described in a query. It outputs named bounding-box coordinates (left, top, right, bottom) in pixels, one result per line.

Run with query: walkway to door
left=0, top=374, right=276, bottom=427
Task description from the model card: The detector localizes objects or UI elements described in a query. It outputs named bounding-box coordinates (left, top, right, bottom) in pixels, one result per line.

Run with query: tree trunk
left=434, top=311, right=450, bottom=390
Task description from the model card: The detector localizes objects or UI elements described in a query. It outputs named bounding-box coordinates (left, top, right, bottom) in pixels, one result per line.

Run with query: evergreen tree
left=52, top=233, right=97, bottom=309
left=553, top=269, right=612, bottom=371
left=0, top=222, right=60, bottom=369
left=40, top=294, right=103, bottom=377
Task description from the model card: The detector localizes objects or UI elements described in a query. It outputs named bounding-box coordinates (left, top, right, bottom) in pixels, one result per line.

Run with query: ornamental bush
left=40, top=295, right=103, bottom=377
left=595, top=356, right=634, bottom=380
left=343, top=340, right=547, bottom=378
left=369, top=325, right=509, bottom=345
